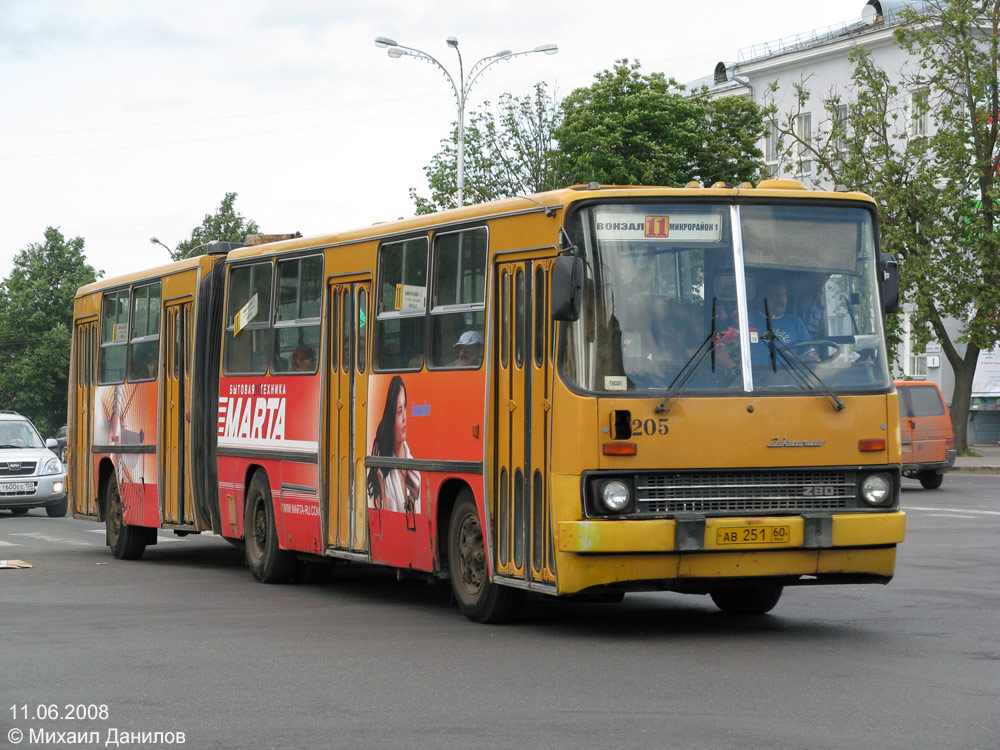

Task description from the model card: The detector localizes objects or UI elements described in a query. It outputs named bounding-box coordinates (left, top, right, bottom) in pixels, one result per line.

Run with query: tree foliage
left=764, top=0, right=1000, bottom=452
left=172, top=192, right=260, bottom=260
left=555, top=59, right=767, bottom=187
left=412, top=62, right=768, bottom=212
left=410, top=83, right=563, bottom=213
left=0, top=228, right=101, bottom=436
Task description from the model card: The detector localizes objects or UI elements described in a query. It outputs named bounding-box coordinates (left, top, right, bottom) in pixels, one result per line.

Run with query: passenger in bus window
left=366, top=375, right=421, bottom=513
left=451, top=330, right=483, bottom=367
left=750, top=279, right=818, bottom=362
left=142, top=349, right=157, bottom=379
left=291, top=344, right=317, bottom=372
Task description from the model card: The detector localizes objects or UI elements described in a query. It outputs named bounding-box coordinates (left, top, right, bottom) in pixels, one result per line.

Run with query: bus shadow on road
left=515, top=594, right=841, bottom=638
left=120, top=541, right=859, bottom=638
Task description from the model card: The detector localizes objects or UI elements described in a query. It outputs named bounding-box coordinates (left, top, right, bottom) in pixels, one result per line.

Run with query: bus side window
left=429, top=227, right=487, bottom=369
left=224, top=262, right=273, bottom=375
left=272, top=255, right=321, bottom=375
left=98, top=289, right=129, bottom=384
left=375, top=237, right=428, bottom=371
left=127, top=282, right=161, bottom=381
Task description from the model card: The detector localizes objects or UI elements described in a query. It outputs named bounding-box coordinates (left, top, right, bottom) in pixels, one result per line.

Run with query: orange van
left=895, top=380, right=957, bottom=489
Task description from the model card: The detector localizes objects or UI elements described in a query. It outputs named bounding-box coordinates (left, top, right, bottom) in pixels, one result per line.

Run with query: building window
left=796, top=112, right=812, bottom=175
left=910, top=89, right=929, bottom=137
left=909, top=354, right=928, bottom=379
left=764, top=120, right=780, bottom=173
left=833, top=103, right=850, bottom=158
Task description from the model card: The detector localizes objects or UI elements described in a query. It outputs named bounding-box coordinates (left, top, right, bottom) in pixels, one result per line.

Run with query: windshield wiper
left=653, top=334, right=714, bottom=414
left=760, top=302, right=844, bottom=411
left=764, top=335, right=846, bottom=411
left=654, top=300, right=719, bottom=414
left=0, top=443, right=24, bottom=449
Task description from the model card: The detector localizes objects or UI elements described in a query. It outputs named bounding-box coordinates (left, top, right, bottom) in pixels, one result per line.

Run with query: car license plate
left=716, top=525, right=791, bottom=545
left=0, top=482, right=34, bottom=494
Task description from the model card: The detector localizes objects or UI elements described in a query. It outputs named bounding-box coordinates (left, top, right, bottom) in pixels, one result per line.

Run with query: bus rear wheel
left=105, top=474, right=146, bottom=560
left=244, top=470, right=294, bottom=583
left=448, top=491, right=524, bottom=624
left=710, top=583, right=783, bottom=615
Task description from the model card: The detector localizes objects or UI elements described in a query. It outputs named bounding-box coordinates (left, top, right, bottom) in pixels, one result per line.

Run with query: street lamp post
left=374, top=36, right=557, bottom=207
left=149, top=236, right=172, bottom=257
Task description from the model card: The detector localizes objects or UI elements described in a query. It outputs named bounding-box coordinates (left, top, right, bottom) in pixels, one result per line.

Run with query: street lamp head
left=495, top=49, right=512, bottom=59
left=535, top=43, right=558, bottom=55
left=374, top=36, right=398, bottom=48
left=149, top=236, right=159, bottom=245
left=387, top=47, right=404, bottom=58
left=446, top=37, right=459, bottom=48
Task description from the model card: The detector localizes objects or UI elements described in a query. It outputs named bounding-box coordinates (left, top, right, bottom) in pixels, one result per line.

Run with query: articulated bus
left=69, top=181, right=905, bottom=622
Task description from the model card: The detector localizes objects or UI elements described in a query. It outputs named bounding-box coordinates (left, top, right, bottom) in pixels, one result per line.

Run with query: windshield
left=0, top=419, right=45, bottom=449
left=562, top=201, right=891, bottom=395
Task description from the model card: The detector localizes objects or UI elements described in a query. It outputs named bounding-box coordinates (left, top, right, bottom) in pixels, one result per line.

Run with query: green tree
left=555, top=59, right=767, bottom=187
left=0, top=228, right=101, bottom=436
left=764, top=1, right=1000, bottom=453
left=411, top=83, right=563, bottom=213
left=172, top=192, right=260, bottom=260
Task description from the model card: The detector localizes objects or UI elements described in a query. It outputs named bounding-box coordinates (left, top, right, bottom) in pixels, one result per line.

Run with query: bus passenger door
left=324, top=278, right=371, bottom=554
left=72, top=319, right=99, bottom=517
left=494, top=258, right=556, bottom=584
left=162, top=300, right=194, bottom=525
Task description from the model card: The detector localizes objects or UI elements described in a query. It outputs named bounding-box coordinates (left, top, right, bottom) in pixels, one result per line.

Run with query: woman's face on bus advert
left=394, top=387, right=407, bottom=453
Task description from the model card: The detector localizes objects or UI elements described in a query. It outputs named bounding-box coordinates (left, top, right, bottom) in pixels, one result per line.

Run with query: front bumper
left=554, top=511, right=905, bottom=594
left=0, top=474, right=67, bottom=510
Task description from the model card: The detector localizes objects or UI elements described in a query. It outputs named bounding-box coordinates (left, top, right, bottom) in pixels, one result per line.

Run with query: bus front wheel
left=244, top=470, right=294, bottom=583
left=710, top=583, right=783, bottom=615
left=105, top=474, right=146, bottom=560
left=448, top=491, right=524, bottom=624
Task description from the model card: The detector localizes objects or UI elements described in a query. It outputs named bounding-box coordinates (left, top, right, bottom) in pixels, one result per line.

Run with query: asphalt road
left=1, top=475, right=997, bottom=750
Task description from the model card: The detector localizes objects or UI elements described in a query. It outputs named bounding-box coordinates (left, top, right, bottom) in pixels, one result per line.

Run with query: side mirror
left=45, top=438, right=58, bottom=449
left=880, top=252, right=899, bottom=314
left=551, top=255, right=584, bottom=322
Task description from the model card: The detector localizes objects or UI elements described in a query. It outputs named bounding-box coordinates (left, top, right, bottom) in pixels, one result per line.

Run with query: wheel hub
left=458, top=515, right=485, bottom=591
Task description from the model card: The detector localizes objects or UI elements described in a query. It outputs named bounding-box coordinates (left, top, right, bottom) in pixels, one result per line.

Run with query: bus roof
left=222, top=181, right=875, bottom=261
left=78, top=182, right=876, bottom=289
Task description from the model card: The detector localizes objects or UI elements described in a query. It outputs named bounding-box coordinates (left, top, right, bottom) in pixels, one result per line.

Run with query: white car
left=0, top=411, right=67, bottom=517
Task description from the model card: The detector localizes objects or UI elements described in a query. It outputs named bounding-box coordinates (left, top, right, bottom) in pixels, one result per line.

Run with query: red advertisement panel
left=217, top=375, right=321, bottom=552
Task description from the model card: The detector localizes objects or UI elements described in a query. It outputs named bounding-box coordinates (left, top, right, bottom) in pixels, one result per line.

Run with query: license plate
left=0, top=482, right=34, bottom=494
left=716, top=525, right=791, bottom=545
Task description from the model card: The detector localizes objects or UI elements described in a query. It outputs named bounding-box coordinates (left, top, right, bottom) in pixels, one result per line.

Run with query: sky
left=0, top=0, right=873, bottom=282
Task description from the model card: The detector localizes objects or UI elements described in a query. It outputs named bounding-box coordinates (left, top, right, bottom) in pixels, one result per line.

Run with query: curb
left=949, top=465, right=1000, bottom=475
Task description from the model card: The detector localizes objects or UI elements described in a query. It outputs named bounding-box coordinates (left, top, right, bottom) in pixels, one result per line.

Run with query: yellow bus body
left=68, top=183, right=904, bottom=619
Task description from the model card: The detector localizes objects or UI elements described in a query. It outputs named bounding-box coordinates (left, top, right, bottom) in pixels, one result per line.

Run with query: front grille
left=0, top=462, right=37, bottom=477
left=635, top=470, right=855, bottom=515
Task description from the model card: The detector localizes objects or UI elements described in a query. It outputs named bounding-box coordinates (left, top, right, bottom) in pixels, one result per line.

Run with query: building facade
left=689, top=0, right=999, bottom=443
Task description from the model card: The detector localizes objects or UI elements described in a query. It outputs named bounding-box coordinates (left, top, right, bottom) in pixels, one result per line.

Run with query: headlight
left=600, top=480, right=630, bottom=512
left=860, top=473, right=892, bottom=506
left=42, top=457, right=63, bottom=475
